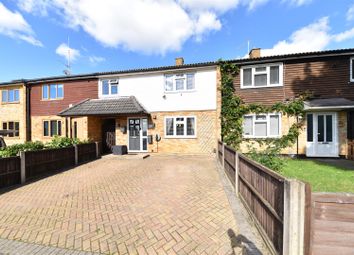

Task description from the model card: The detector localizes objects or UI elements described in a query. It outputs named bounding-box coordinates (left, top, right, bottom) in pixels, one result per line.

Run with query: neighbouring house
left=233, top=48, right=354, bottom=158
left=0, top=80, right=29, bottom=145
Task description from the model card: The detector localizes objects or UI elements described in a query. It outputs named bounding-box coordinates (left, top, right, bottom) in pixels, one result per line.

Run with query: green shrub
left=45, top=136, right=90, bottom=149
left=0, top=141, right=45, bottom=158
left=247, top=146, right=285, bottom=172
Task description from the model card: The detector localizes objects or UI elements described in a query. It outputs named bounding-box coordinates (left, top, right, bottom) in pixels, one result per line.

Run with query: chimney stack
left=249, top=48, right=261, bottom=59
left=175, top=57, right=184, bottom=66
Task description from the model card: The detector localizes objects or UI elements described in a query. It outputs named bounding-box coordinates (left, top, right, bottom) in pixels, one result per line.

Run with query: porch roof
left=304, top=98, right=354, bottom=110
left=58, top=96, right=149, bottom=117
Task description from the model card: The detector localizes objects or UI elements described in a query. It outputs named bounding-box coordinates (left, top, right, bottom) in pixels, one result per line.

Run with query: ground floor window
left=2, top=121, right=19, bottom=137
left=165, top=116, right=196, bottom=138
left=243, top=113, right=281, bottom=138
left=43, top=120, right=62, bottom=137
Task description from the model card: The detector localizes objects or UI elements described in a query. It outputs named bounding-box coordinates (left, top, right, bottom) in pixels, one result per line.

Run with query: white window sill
left=164, top=90, right=196, bottom=94
left=164, top=135, right=197, bottom=139
left=240, top=84, right=283, bottom=89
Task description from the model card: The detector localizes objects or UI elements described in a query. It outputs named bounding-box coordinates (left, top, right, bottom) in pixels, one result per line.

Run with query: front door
left=128, top=118, right=148, bottom=152
left=306, top=112, right=338, bottom=157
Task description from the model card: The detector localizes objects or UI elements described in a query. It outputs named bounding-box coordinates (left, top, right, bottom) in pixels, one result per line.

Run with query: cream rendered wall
left=98, top=68, right=217, bottom=112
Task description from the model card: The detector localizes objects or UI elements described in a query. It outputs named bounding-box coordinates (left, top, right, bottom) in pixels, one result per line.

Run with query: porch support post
left=95, top=142, right=100, bottom=158
left=283, top=179, right=306, bottom=255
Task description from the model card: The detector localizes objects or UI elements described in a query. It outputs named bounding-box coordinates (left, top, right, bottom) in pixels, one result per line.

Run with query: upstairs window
left=2, top=89, right=20, bottom=103
left=241, top=63, right=283, bottom=88
left=350, top=57, right=354, bottom=82
left=243, top=113, right=281, bottom=138
left=101, top=79, right=119, bottom=96
left=2, top=121, right=20, bottom=137
left=42, top=84, right=64, bottom=100
left=164, top=73, right=195, bottom=92
left=165, top=116, right=196, bottom=138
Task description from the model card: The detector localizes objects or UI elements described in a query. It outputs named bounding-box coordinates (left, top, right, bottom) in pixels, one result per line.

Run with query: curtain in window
left=187, top=117, right=195, bottom=135
left=243, top=116, right=253, bottom=135
left=166, top=118, right=174, bottom=136
left=269, top=115, right=280, bottom=136
left=165, top=75, right=173, bottom=91
left=243, top=69, right=252, bottom=86
left=187, top=74, right=195, bottom=90
left=270, top=66, right=280, bottom=84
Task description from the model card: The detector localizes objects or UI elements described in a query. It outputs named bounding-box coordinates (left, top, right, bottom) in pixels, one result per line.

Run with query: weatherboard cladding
left=59, top=97, right=148, bottom=116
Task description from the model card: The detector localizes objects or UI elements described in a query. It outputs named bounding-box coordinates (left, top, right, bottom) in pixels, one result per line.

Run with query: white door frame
left=127, top=117, right=148, bottom=153
left=306, top=112, right=339, bottom=157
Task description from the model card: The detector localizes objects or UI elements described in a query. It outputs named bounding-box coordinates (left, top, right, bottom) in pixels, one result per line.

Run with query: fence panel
left=311, top=193, right=354, bottom=255
left=0, top=156, right=21, bottom=189
left=223, top=145, right=236, bottom=186
left=238, top=154, right=285, bottom=255
left=25, top=147, right=75, bottom=180
left=77, top=143, right=97, bottom=164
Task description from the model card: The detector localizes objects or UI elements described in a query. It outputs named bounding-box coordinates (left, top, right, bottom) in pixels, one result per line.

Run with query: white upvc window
left=243, top=113, right=281, bottom=138
left=241, top=63, right=283, bottom=88
left=164, top=73, right=195, bottom=92
left=42, top=84, right=64, bottom=100
left=101, top=79, right=119, bottom=97
left=350, top=57, right=354, bottom=82
left=165, top=116, right=196, bottom=138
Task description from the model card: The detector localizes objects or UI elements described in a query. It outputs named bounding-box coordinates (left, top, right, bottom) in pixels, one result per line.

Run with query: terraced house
left=0, top=80, right=29, bottom=145
left=13, top=58, right=220, bottom=154
left=235, top=48, right=354, bottom=159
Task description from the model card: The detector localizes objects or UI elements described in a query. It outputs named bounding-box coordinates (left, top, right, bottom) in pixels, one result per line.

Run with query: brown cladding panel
left=234, top=55, right=354, bottom=105
left=31, top=79, right=98, bottom=116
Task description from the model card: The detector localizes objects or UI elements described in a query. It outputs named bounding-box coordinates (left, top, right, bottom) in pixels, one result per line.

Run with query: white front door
left=306, top=112, right=338, bottom=157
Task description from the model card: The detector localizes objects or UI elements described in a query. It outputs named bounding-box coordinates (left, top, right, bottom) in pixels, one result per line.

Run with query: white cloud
left=194, top=12, right=222, bottom=41
left=178, top=0, right=240, bottom=13
left=56, top=43, right=80, bottom=62
left=246, top=0, right=269, bottom=11
left=0, top=2, right=42, bottom=46
left=283, top=0, right=312, bottom=6
left=347, top=4, right=354, bottom=21
left=89, top=56, right=105, bottom=64
left=259, top=17, right=354, bottom=57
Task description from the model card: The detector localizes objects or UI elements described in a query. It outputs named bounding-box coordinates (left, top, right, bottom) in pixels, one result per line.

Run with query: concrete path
left=0, top=154, right=267, bottom=254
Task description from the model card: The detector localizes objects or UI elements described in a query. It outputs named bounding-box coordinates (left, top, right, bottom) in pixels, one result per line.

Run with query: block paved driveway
left=0, top=155, right=239, bottom=255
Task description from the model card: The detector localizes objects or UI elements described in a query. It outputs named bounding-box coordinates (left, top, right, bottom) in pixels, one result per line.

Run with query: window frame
left=2, top=121, right=20, bottom=138
left=100, top=79, right=119, bottom=97
left=350, top=57, right=354, bottom=82
left=243, top=113, right=282, bottom=138
left=164, top=116, right=197, bottom=138
left=42, top=84, right=64, bottom=100
left=240, top=63, right=283, bottom=89
left=164, top=73, right=196, bottom=93
left=43, top=120, right=62, bottom=137
left=1, top=89, right=20, bottom=103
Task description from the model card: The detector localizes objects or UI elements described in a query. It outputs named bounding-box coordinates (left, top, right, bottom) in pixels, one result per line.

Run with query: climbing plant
left=219, top=60, right=309, bottom=159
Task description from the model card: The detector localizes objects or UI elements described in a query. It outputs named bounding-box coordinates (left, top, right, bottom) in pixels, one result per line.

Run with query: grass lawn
left=281, top=159, right=354, bottom=193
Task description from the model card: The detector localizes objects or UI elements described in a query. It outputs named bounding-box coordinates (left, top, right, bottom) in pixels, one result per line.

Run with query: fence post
left=74, top=145, right=78, bottom=165
left=222, top=143, right=225, bottom=168
left=235, top=152, right=239, bottom=197
left=283, top=179, right=306, bottom=255
left=20, top=151, right=26, bottom=184
left=95, top=142, right=100, bottom=158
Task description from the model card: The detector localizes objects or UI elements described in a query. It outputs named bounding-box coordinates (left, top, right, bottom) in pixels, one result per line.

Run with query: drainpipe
left=25, top=82, right=31, bottom=142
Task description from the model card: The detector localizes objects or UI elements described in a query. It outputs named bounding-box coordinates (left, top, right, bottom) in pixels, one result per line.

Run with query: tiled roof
left=59, top=97, right=148, bottom=116
left=304, top=97, right=354, bottom=109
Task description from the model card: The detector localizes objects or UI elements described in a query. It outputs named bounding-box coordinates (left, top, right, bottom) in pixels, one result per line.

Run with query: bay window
left=164, top=73, right=195, bottom=92
left=165, top=116, right=196, bottom=138
left=241, top=63, right=283, bottom=88
left=243, top=114, right=281, bottom=138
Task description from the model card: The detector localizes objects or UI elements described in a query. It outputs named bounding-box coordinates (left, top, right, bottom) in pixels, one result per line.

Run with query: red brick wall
left=30, top=79, right=98, bottom=116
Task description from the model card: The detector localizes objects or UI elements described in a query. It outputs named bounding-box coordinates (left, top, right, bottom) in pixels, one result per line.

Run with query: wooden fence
left=217, top=140, right=310, bottom=255
left=24, top=147, right=75, bottom=180
left=0, top=142, right=100, bottom=190
left=0, top=156, right=21, bottom=189
left=311, top=193, right=354, bottom=255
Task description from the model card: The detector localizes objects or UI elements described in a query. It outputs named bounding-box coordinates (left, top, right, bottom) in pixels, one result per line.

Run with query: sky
left=0, top=0, right=354, bottom=81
